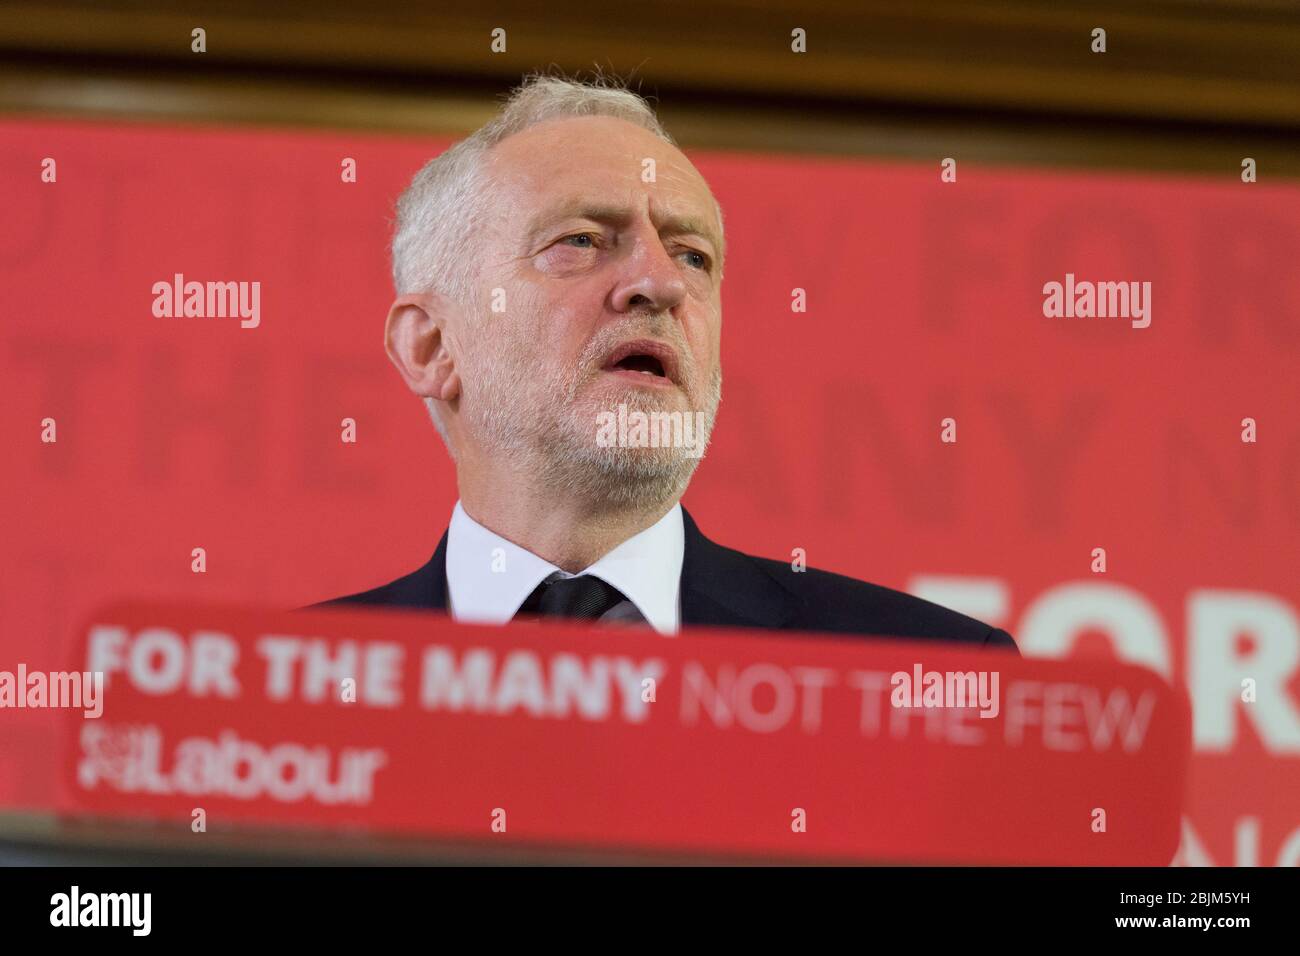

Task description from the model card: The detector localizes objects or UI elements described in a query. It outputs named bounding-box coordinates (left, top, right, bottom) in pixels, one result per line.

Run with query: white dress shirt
left=445, top=500, right=684, bottom=635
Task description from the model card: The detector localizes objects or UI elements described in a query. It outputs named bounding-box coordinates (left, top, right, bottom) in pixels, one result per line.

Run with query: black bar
left=0, top=853, right=1282, bottom=944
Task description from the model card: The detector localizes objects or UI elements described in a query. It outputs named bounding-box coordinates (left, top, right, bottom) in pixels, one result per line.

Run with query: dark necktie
left=516, top=572, right=627, bottom=621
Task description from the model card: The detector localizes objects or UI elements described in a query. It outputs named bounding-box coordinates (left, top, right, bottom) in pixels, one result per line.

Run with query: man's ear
left=383, top=292, right=461, bottom=403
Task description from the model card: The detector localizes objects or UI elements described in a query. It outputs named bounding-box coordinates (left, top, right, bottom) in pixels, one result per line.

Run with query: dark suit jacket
left=320, top=508, right=1018, bottom=652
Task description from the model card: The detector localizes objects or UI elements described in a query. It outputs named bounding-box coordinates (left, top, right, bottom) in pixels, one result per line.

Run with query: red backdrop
left=2, top=116, right=1297, bottom=864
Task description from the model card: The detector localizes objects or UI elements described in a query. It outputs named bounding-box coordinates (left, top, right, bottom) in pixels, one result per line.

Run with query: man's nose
left=610, top=233, right=688, bottom=314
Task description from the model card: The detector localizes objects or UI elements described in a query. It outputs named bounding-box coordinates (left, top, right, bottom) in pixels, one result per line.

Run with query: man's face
left=452, top=114, right=724, bottom=503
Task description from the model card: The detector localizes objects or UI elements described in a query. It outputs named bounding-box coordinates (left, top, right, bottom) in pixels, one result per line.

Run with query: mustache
left=576, top=317, right=697, bottom=385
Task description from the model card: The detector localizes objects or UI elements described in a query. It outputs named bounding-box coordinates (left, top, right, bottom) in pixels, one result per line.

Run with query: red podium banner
left=56, top=603, right=1191, bottom=864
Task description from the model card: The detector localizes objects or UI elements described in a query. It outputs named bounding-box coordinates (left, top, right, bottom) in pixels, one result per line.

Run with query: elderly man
left=323, top=74, right=1016, bottom=652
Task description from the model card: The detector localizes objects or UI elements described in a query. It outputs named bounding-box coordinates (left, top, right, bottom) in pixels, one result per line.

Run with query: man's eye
left=680, top=250, right=709, bottom=271
left=562, top=233, right=596, bottom=248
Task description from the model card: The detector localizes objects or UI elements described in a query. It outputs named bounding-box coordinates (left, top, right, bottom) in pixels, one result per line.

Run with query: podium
left=42, top=602, right=1190, bottom=865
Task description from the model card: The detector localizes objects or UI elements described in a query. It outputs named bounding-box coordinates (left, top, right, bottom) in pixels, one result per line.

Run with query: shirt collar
left=445, top=501, right=684, bottom=634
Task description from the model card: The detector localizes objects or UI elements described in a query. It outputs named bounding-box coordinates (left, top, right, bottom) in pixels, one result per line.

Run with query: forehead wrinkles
left=485, top=131, right=721, bottom=249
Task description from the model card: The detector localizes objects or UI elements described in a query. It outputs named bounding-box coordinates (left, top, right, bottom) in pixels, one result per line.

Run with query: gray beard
left=462, top=344, right=722, bottom=512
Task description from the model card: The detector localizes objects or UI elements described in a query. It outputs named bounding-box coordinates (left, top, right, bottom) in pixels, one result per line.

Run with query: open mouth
left=612, top=353, right=666, bottom=377
left=600, top=339, right=679, bottom=386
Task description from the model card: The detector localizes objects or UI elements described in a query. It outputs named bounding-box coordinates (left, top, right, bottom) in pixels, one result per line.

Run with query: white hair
left=392, top=73, right=679, bottom=300
left=390, top=73, right=721, bottom=447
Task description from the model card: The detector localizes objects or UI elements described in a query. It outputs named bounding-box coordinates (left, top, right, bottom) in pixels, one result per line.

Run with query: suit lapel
left=426, top=530, right=450, bottom=609
left=679, top=507, right=795, bottom=630
left=387, top=530, right=449, bottom=610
